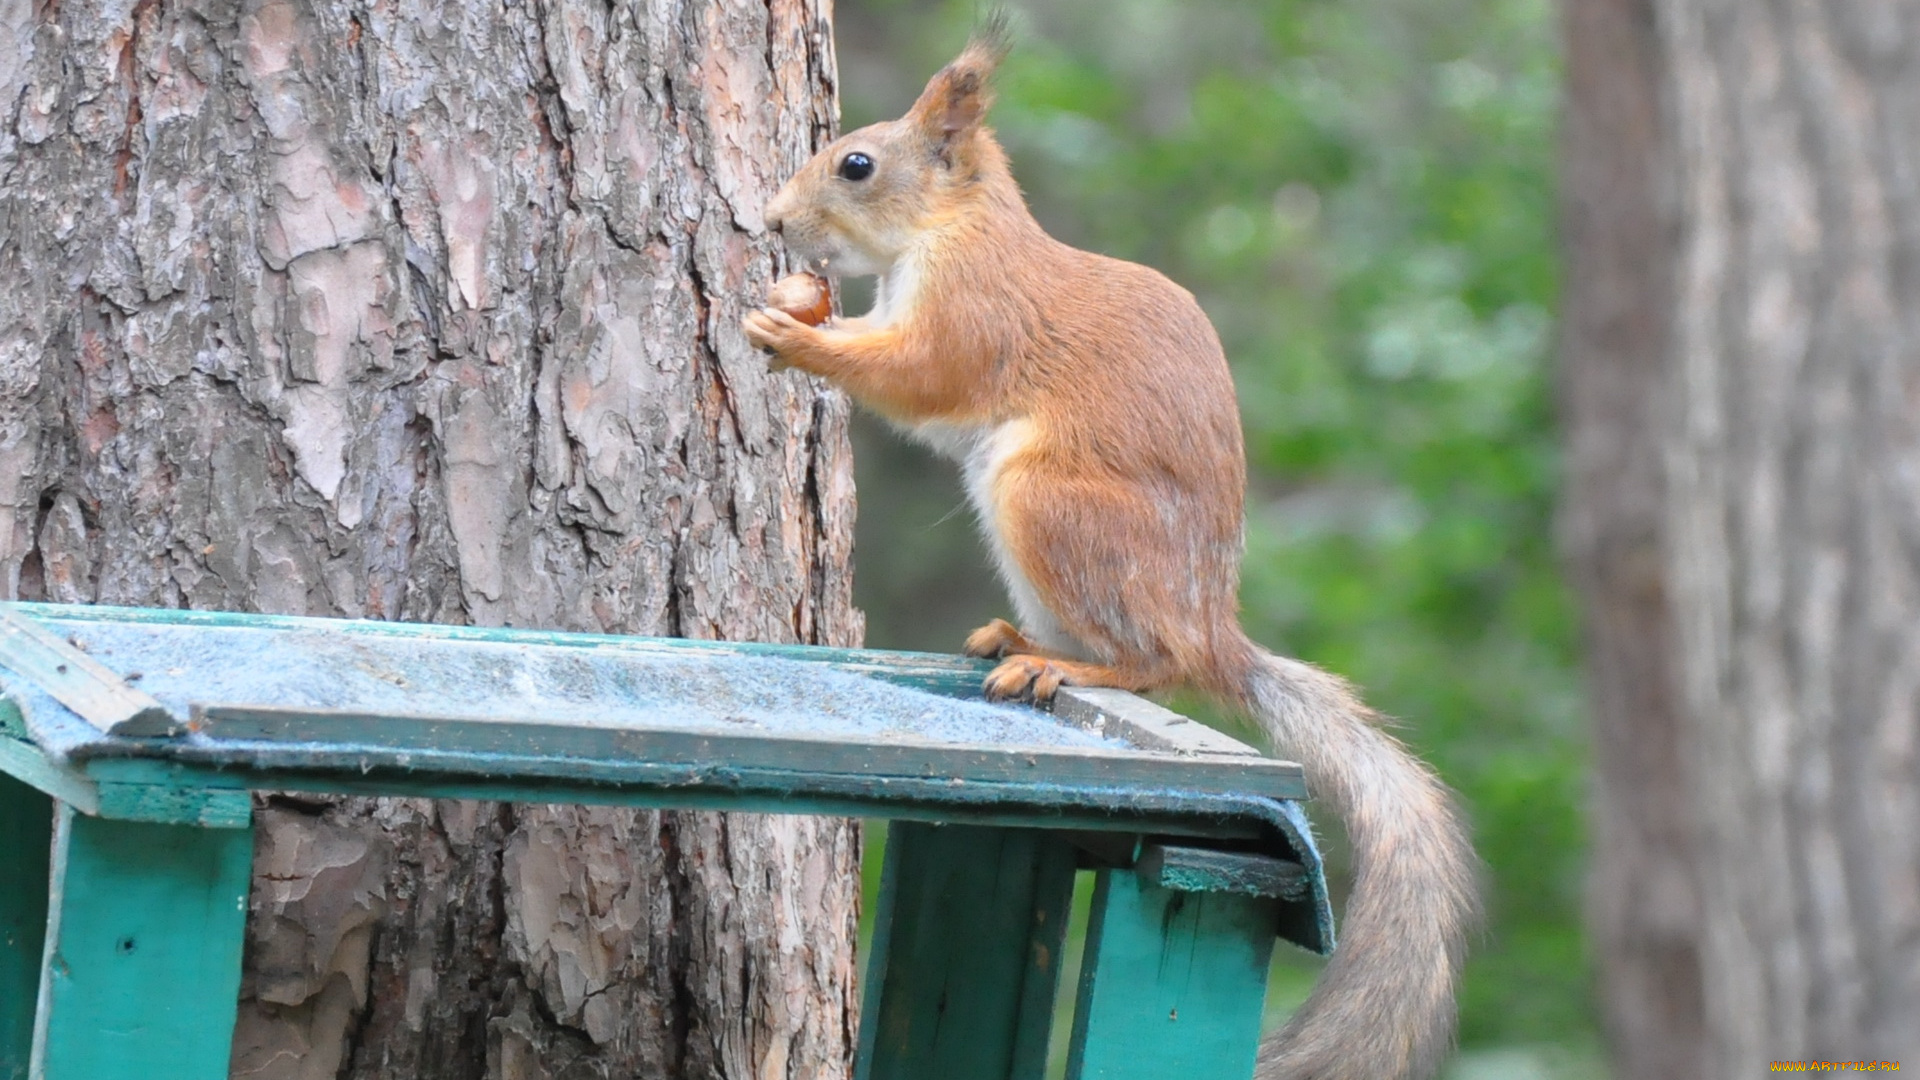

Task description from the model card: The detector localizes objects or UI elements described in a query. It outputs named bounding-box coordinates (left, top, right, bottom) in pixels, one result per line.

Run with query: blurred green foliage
left=833, top=0, right=1596, bottom=1074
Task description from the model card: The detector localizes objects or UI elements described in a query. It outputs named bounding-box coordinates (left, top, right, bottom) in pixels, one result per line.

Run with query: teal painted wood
left=0, top=773, right=51, bottom=1080
left=1137, top=843, right=1311, bottom=900
left=31, top=803, right=253, bottom=1080
left=0, top=607, right=177, bottom=736
left=0, top=734, right=98, bottom=816
left=80, top=756, right=1275, bottom=844
left=7, top=603, right=1303, bottom=805
left=3, top=602, right=1333, bottom=951
left=92, top=781, right=251, bottom=830
left=185, top=702, right=1305, bottom=803
left=0, top=718, right=244, bottom=828
left=1065, top=869, right=1278, bottom=1080
left=858, top=823, right=1077, bottom=1080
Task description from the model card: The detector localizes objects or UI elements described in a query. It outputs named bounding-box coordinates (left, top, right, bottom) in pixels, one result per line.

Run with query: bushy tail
left=1238, top=647, right=1479, bottom=1080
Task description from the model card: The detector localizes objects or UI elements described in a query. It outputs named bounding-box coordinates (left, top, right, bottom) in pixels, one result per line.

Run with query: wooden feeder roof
left=0, top=602, right=1332, bottom=954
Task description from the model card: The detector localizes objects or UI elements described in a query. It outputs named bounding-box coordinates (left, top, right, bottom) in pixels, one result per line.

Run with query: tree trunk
left=0, top=0, right=863, bottom=1077
left=1557, top=2, right=1706, bottom=1077
left=1660, top=2, right=1920, bottom=1067
left=1567, top=0, right=1920, bottom=1073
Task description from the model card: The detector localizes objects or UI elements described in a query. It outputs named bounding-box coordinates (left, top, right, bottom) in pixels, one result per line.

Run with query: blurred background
left=831, top=2, right=1589, bottom=1076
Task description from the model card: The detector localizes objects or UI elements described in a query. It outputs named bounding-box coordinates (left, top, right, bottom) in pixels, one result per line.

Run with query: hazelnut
left=766, top=272, right=832, bottom=327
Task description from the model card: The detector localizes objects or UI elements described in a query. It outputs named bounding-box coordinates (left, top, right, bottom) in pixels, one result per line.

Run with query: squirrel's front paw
left=743, top=308, right=815, bottom=370
left=964, top=618, right=1033, bottom=659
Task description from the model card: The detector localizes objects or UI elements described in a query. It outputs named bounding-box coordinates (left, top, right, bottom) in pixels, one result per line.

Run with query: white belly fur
left=905, top=417, right=1085, bottom=659
left=863, top=254, right=1084, bottom=658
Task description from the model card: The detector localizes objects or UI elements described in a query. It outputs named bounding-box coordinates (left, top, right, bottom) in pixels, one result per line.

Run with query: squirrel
left=744, top=20, right=1478, bottom=1080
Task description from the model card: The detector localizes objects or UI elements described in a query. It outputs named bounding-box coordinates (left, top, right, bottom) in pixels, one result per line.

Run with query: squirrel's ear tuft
left=968, top=10, right=1014, bottom=71
left=908, top=12, right=1012, bottom=154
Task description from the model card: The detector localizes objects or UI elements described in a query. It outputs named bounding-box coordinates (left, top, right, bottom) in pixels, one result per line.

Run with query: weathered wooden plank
left=0, top=773, right=51, bottom=1080
left=0, top=604, right=1330, bottom=955
left=1, top=730, right=244, bottom=828
left=82, top=756, right=1272, bottom=843
left=185, top=703, right=1307, bottom=802
left=1136, top=844, right=1311, bottom=900
left=91, top=782, right=251, bottom=830
left=0, top=607, right=178, bottom=737
left=14, top=602, right=996, bottom=699
left=8, top=605, right=1314, bottom=805
left=31, top=803, right=252, bottom=1080
left=22, top=609, right=1230, bottom=770
left=1065, top=869, right=1276, bottom=1080
left=1053, top=687, right=1263, bottom=759
left=858, top=823, right=1077, bottom=1080
left=0, top=735, right=99, bottom=817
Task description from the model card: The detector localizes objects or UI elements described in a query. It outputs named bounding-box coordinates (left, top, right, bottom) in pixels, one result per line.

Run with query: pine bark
left=1567, top=0, right=1920, bottom=1072
left=0, top=1, right=863, bottom=1077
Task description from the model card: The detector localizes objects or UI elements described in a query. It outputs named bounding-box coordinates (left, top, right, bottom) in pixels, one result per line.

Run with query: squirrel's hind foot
left=982, top=655, right=1144, bottom=704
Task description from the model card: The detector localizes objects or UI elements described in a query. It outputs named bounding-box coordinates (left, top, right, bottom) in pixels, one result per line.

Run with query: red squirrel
left=745, top=23, right=1477, bottom=1080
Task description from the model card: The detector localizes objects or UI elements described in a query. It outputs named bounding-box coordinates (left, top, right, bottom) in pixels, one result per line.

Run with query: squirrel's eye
left=837, top=153, right=875, bottom=182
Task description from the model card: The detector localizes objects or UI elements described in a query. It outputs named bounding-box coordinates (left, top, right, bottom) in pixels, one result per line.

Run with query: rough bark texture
left=1556, top=2, right=1705, bottom=1077
left=0, top=1, right=864, bottom=1077
left=1659, top=2, right=1920, bottom=1068
left=1568, top=0, right=1920, bottom=1073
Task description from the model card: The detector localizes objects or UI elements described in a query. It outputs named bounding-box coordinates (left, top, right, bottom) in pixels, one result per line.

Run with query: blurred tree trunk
left=1566, top=0, right=1920, bottom=1073
left=0, top=1, right=863, bottom=1077
left=1558, top=2, right=1706, bottom=1078
left=1660, top=2, right=1920, bottom=1067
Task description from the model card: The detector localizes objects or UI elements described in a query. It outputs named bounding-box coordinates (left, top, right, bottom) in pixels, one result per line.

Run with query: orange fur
left=745, top=24, right=1478, bottom=1080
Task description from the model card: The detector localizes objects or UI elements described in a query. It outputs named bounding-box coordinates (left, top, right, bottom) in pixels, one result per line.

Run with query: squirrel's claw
left=743, top=307, right=816, bottom=371
left=982, top=655, right=1070, bottom=703
left=964, top=618, right=1030, bottom=659
left=744, top=307, right=806, bottom=345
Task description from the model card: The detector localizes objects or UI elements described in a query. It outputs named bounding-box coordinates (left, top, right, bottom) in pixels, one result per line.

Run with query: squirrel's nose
left=766, top=185, right=796, bottom=234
